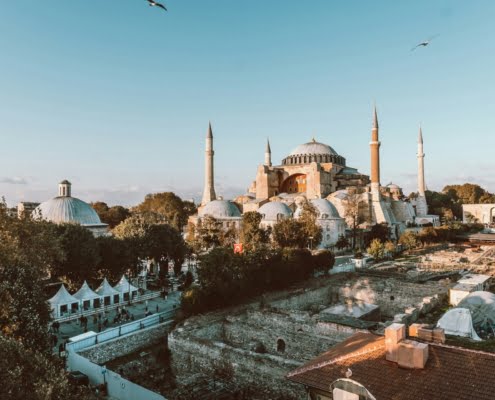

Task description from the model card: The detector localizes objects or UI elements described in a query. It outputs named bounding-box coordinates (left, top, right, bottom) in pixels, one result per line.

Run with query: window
left=277, top=338, right=286, bottom=353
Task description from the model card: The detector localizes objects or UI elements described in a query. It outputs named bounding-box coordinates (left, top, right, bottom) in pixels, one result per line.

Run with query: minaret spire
left=417, top=125, right=426, bottom=197
left=264, top=138, right=272, bottom=167
left=370, top=105, right=381, bottom=200
left=201, top=122, right=216, bottom=206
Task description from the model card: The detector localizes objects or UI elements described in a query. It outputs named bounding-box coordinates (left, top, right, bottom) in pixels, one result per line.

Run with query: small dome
left=295, top=199, right=341, bottom=219
left=289, top=140, right=339, bottom=157
left=34, top=196, right=104, bottom=226
left=258, top=201, right=293, bottom=221
left=199, top=200, right=241, bottom=218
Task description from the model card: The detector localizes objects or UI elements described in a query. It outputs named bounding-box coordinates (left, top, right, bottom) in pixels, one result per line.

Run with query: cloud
left=0, top=177, right=28, bottom=185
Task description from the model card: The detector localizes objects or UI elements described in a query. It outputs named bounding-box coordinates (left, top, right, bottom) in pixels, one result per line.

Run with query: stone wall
left=80, top=323, right=169, bottom=365
left=269, top=275, right=447, bottom=320
left=169, top=331, right=305, bottom=399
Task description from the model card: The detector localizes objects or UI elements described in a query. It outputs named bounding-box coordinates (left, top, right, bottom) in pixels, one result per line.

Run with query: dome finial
left=311, top=136, right=316, bottom=143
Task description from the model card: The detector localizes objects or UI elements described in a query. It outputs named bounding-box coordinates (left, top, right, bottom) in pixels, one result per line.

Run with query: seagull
left=345, top=368, right=352, bottom=378
left=146, top=0, right=167, bottom=11
left=411, top=35, right=439, bottom=51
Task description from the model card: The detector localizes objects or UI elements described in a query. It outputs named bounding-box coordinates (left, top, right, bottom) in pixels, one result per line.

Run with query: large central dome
left=282, top=138, right=346, bottom=166
left=289, top=140, right=339, bottom=157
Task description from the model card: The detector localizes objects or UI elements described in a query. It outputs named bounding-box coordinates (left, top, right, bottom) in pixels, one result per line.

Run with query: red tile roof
left=287, top=332, right=495, bottom=400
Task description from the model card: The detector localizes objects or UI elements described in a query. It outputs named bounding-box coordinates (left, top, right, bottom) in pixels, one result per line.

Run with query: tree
left=193, top=216, right=223, bottom=251
left=239, top=212, right=269, bottom=251
left=418, top=226, right=438, bottom=245
left=134, top=192, right=197, bottom=231
left=272, top=219, right=306, bottom=249
left=297, top=201, right=323, bottom=249
left=113, top=213, right=186, bottom=276
left=0, top=334, right=95, bottom=400
left=367, top=239, right=385, bottom=260
left=52, top=223, right=100, bottom=286
left=366, top=223, right=389, bottom=246
left=342, top=188, right=366, bottom=250
left=0, top=203, right=64, bottom=352
left=312, top=250, right=336, bottom=273
left=91, top=202, right=130, bottom=229
left=399, top=231, right=419, bottom=251
left=96, top=236, right=136, bottom=281
left=384, top=241, right=396, bottom=256
left=336, top=234, right=350, bottom=251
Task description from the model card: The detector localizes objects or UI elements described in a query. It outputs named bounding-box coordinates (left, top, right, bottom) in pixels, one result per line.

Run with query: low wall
left=80, top=322, right=170, bottom=365
left=68, top=351, right=165, bottom=400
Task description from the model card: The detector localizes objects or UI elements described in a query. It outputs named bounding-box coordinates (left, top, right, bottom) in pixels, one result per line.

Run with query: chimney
left=385, top=323, right=406, bottom=362
left=385, top=323, right=429, bottom=369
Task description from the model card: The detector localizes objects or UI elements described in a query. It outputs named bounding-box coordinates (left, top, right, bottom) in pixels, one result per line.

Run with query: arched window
left=277, top=338, right=286, bottom=353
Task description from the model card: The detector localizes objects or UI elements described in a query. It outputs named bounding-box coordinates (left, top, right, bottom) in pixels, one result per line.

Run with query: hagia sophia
left=189, top=107, right=439, bottom=248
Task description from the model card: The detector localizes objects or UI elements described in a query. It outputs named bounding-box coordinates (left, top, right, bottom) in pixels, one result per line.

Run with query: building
left=32, top=180, right=109, bottom=237
left=190, top=108, right=436, bottom=245
left=287, top=323, right=495, bottom=400
left=449, top=273, right=492, bottom=306
left=462, top=203, right=495, bottom=225
left=17, top=201, right=40, bottom=218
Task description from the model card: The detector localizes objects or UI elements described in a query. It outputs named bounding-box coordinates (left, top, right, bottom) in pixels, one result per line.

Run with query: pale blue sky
left=1, top=1, right=494, bottom=206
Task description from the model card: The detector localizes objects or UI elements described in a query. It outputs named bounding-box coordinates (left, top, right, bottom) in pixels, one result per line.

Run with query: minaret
left=201, top=122, right=216, bottom=206
left=370, top=105, right=381, bottom=201
left=264, top=139, right=272, bottom=167
left=58, top=180, right=72, bottom=197
left=417, top=126, right=426, bottom=196
left=416, top=125, right=428, bottom=215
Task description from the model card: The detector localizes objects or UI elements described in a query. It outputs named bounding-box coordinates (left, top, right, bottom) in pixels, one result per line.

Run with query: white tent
left=458, top=291, right=495, bottom=334
left=48, top=284, right=80, bottom=318
left=437, top=308, right=481, bottom=341
left=73, top=281, right=102, bottom=310
left=95, top=278, right=121, bottom=306
left=113, top=275, right=139, bottom=302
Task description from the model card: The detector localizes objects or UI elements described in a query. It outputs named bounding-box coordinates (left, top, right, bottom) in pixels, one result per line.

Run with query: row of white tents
left=48, top=276, right=139, bottom=319
left=437, top=291, right=495, bottom=341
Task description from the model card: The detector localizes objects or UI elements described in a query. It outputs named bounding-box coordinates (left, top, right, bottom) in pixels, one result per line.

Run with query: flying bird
left=411, top=35, right=439, bottom=51
left=345, top=368, right=353, bottom=378
left=146, top=0, right=167, bottom=11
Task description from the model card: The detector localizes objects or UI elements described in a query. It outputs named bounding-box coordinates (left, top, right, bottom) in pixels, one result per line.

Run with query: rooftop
left=287, top=332, right=495, bottom=400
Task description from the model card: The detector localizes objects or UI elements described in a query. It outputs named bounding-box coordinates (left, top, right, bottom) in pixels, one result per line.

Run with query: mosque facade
left=189, top=107, right=437, bottom=248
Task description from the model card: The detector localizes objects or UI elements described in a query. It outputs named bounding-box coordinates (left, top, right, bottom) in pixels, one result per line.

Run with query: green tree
left=0, top=203, right=64, bottom=352
left=0, top=334, right=94, bottom=400
left=272, top=219, right=306, bottom=249
left=298, top=201, right=323, bottom=248
left=239, top=211, right=269, bottom=251
left=134, top=192, right=197, bottom=231
left=366, top=223, right=390, bottom=246
left=367, top=239, right=385, bottom=260
left=336, top=234, right=350, bottom=251
left=384, top=240, right=396, bottom=256
left=52, top=224, right=100, bottom=286
left=342, top=188, right=366, bottom=250
left=96, top=236, right=137, bottom=281
left=113, top=213, right=186, bottom=275
left=91, top=202, right=131, bottom=229
left=399, top=230, right=419, bottom=251
left=193, top=215, right=223, bottom=251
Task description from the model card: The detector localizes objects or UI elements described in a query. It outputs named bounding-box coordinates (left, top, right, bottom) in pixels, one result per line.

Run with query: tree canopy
left=134, top=192, right=197, bottom=231
left=91, top=201, right=130, bottom=229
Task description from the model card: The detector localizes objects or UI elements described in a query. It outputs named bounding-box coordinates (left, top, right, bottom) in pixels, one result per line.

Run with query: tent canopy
left=95, top=278, right=120, bottom=297
left=437, top=308, right=481, bottom=341
left=458, top=291, right=495, bottom=332
left=73, top=280, right=101, bottom=301
left=113, top=275, right=138, bottom=294
left=48, top=284, right=79, bottom=307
